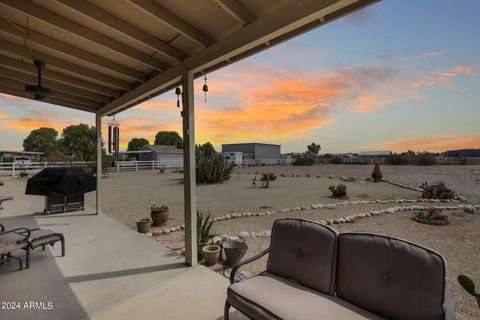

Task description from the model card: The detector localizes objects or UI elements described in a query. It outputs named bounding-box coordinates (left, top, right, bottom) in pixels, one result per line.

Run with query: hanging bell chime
left=175, top=87, right=181, bottom=108
left=202, top=75, right=208, bottom=102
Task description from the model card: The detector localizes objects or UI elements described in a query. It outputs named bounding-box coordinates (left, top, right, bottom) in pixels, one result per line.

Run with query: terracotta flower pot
left=136, top=218, right=152, bottom=233
left=202, top=245, right=221, bottom=266
left=151, top=206, right=169, bottom=226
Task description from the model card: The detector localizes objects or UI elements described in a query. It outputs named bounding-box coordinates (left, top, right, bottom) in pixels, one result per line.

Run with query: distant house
left=358, top=151, right=392, bottom=157
left=139, top=145, right=183, bottom=163
left=445, top=149, right=480, bottom=157
left=221, top=143, right=281, bottom=160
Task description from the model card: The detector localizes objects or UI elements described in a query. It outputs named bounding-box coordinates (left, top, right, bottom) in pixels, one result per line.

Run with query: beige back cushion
left=337, top=233, right=446, bottom=320
left=266, top=219, right=337, bottom=294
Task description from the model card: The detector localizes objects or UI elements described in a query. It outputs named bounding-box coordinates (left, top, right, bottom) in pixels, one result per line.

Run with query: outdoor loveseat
left=225, top=219, right=454, bottom=320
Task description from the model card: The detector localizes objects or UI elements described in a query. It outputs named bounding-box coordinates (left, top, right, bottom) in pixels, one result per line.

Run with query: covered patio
left=0, top=0, right=378, bottom=318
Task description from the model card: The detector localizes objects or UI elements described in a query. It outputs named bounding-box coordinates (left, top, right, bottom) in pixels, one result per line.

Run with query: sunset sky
left=0, top=0, right=479, bottom=154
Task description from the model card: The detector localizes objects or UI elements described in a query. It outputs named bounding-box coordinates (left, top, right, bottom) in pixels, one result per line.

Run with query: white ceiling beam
left=0, top=0, right=168, bottom=71
left=0, top=41, right=133, bottom=90
left=0, top=55, right=120, bottom=98
left=0, top=66, right=109, bottom=103
left=0, top=83, right=98, bottom=113
left=98, top=0, right=347, bottom=116
left=0, top=76, right=103, bottom=109
left=56, top=0, right=186, bottom=63
left=213, top=0, right=255, bottom=25
left=0, top=19, right=147, bottom=82
left=129, top=0, right=213, bottom=47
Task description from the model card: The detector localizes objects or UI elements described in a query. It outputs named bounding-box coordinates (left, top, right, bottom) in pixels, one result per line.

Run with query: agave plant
left=196, top=143, right=235, bottom=184
left=197, top=210, right=218, bottom=245
left=458, top=275, right=480, bottom=309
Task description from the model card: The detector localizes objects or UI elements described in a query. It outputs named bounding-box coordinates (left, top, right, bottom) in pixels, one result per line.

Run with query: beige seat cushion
left=28, top=229, right=63, bottom=248
left=228, top=273, right=385, bottom=320
left=0, top=233, right=28, bottom=254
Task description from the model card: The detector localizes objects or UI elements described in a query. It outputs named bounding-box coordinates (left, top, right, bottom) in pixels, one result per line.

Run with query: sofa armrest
left=230, top=247, right=270, bottom=284
left=443, top=298, right=455, bottom=320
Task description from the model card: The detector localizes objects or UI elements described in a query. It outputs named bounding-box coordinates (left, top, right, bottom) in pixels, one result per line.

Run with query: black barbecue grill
left=25, top=167, right=96, bottom=214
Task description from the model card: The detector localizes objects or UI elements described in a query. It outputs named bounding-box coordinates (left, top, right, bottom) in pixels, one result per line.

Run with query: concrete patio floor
left=0, top=211, right=245, bottom=320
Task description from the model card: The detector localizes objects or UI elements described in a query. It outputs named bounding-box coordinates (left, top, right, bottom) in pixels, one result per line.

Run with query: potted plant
left=202, top=244, right=221, bottom=266
left=136, top=218, right=152, bottom=233
left=197, top=210, right=218, bottom=261
left=151, top=205, right=169, bottom=226
left=223, top=239, right=248, bottom=266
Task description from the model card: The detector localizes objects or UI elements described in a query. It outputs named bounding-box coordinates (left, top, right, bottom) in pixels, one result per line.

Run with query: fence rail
left=113, top=160, right=183, bottom=172
left=0, top=161, right=93, bottom=177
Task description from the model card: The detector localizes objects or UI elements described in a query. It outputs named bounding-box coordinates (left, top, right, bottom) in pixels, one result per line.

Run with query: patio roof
left=0, top=0, right=378, bottom=116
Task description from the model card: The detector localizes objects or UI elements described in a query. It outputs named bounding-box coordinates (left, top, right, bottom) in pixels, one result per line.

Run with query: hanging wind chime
left=175, top=86, right=182, bottom=108
left=108, top=116, right=120, bottom=158
left=202, top=75, right=208, bottom=102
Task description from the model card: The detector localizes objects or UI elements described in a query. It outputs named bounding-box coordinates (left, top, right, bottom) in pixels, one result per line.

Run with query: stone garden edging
left=152, top=196, right=471, bottom=236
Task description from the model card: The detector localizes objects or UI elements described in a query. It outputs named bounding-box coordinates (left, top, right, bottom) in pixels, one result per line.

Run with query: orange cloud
left=0, top=110, right=8, bottom=119
left=365, top=135, right=480, bottom=152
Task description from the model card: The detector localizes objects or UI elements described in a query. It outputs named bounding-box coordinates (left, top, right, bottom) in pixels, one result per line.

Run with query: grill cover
left=25, top=167, right=96, bottom=197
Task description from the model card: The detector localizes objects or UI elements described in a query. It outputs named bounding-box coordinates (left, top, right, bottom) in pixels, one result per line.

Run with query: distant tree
left=127, top=138, right=149, bottom=151
left=293, top=152, right=314, bottom=166
left=23, top=127, right=58, bottom=155
left=154, top=131, right=182, bottom=146
left=60, top=124, right=96, bottom=161
left=307, top=142, right=321, bottom=155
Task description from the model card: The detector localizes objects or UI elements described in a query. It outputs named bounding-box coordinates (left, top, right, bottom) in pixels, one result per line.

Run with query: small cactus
left=458, top=275, right=480, bottom=309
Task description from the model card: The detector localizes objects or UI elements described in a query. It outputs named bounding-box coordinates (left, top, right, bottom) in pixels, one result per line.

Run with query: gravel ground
left=236, top=164, right=480, bottom=202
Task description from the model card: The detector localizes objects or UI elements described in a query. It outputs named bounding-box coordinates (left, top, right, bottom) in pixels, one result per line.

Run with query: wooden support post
left=95, top=114, right=102, bottom=215
left=182, top=70, right=197, bottom=266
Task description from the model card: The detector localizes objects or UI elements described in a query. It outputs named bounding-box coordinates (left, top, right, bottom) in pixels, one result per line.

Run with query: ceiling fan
left=25, top=60, right=53, bottom=100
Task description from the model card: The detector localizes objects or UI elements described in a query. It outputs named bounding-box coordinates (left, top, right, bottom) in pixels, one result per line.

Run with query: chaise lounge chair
left=0, top=224, right=65, bottom=271
left=0, top=224, right=30, bottom=270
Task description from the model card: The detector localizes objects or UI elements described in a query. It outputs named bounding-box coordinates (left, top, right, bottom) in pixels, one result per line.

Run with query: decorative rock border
left=151, top=196, right=471, bottom=236
left=227, top=204, right=478, bottom=240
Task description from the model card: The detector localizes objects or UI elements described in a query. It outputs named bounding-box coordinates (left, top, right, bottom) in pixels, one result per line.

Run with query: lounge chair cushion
left=337, top=233, right=446, bottom=320
left=266, top=219, right=337, bottom=294
left=27, top=229, right=63, bottom=248
left=228, top=272, right=385, bottom=320
left=0, top=233, right=28, bottom=253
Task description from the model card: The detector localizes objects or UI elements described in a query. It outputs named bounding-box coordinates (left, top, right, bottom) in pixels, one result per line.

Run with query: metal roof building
left=222, top=143, right=280, bottom=160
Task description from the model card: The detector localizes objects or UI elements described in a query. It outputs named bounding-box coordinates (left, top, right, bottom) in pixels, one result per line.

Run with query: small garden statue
left=371, top=164, right=383, bottom=182
left=329, top=184, right=347, bottom=198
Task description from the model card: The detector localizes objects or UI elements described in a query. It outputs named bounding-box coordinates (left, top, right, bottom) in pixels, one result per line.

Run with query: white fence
left=113, top=160, right=183, bottom=172
left=0, top=161, right=93, bottom=177
left=240, top=159, right=291, bottom=166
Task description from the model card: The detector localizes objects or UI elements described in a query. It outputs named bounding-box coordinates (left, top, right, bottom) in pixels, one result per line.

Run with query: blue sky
left=0, top=0, right=479, bottom=153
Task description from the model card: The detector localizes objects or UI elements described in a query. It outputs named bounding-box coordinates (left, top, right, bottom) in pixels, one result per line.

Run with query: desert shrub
left=197, top=210, right=218, bottom=245
left=412, top=208, right=448, bottom=225
left=330, top=156, right=344, bottom=164
left=416, top=152, right=437, bottom=166
left=421, top=181, right=456, bottom=199
left=329, top=184, right=347, bottom=198
left=260, top=173, right=277, bottom=181
left=293, top=152, right=314, bottom=166
left=196, top=143, right=234, bottom=184
left=386, top=153, right=410, bottom=165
